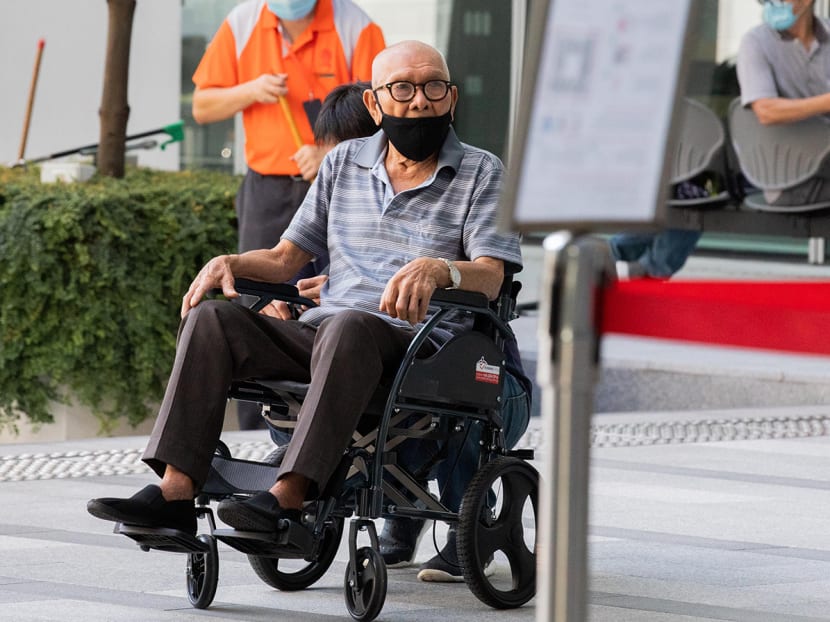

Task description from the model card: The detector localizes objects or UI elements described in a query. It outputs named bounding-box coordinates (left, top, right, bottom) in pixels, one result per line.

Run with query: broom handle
left=279, top=96, right=304, bottom=149
left=17, top=39, right=45, bottom=162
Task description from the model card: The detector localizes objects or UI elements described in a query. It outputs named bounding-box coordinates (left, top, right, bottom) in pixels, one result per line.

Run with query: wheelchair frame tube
left=369, top=308, right=451, bottom=517
left=368, top=299, right=514, bottom=518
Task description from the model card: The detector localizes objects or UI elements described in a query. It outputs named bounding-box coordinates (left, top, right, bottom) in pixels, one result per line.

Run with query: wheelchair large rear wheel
left=247, top=445, right=344, bottom=590
left=248, top=515, right=344, bottom=590
left=457, top=456, right=538, bottom=609
left=186, top=534, right=219, bottom=609
left=343, top=546, right=387, bottom=622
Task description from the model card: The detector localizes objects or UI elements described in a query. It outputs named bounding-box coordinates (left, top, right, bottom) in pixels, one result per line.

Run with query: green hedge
left=0, top=166, right=238, bottom=432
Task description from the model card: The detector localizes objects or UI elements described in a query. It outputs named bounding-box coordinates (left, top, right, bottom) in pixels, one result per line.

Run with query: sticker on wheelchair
left=475, top=357, right=501, bottom=384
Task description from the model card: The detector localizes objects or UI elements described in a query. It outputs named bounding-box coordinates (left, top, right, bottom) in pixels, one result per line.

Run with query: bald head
left=371, top=41, right=450, bottom=88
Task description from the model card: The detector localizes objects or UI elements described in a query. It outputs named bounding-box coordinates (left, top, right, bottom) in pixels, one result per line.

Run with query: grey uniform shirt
left=737, top=17, right=830, bottom=108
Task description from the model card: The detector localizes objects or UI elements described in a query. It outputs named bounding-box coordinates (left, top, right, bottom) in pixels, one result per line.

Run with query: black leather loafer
left=87, top=485, right=197, bottom=534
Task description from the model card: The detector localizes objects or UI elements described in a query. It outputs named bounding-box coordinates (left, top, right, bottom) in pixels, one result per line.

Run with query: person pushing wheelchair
left=87, top=40, right=523, bottom=579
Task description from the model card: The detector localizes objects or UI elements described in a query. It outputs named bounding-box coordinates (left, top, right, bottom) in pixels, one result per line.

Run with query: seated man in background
left=738, top=0, right=830, bottom=205
left=87, top=41, right=523, bottom=580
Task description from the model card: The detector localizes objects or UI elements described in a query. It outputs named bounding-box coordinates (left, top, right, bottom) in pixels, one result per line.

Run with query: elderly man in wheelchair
left=87, top=40, right=537, bottom=620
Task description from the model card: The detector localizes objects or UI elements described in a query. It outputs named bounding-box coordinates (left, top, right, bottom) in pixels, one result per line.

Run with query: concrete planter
left=0, top=396, right=156, bottom=445
left=0, top=397, right=241, bottom=445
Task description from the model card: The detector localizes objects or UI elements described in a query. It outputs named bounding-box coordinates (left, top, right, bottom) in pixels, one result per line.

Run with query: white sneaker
left=615, top=260, right=648, bottom=279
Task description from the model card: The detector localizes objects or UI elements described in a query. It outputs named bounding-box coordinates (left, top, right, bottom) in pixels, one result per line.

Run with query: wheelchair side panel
left=399, top=332, right=504, bottom=409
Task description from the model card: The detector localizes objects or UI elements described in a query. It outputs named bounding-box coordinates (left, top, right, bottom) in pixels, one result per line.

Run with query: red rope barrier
left=601, top=280, right=830, bottom=356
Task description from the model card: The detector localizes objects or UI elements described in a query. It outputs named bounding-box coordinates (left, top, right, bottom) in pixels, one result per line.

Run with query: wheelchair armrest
left=427, top=287, right=515, bottom=342
left=429, top=288, right=489, bottom=309
left=209, top=278, right=317, bottom=313
left=234, top=278, right=318, bottom=308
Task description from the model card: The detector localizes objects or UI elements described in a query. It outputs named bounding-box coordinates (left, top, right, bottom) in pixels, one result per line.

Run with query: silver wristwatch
left=440, top=258, right=461, bottom=289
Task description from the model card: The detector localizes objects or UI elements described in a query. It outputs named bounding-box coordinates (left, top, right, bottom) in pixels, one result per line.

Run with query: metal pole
left=536, top=232, right=610, bottom=622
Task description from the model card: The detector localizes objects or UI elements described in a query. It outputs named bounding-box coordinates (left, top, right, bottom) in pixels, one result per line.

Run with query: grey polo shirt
left=282, top=127, right=523, bottom=337
left=737, top=17, right=830, bottom=108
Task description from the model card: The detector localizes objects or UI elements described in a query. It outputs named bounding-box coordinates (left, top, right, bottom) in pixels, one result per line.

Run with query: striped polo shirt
left=282, top=127, right=523, bottom=337
left=738, top=17, right=830, bottom=109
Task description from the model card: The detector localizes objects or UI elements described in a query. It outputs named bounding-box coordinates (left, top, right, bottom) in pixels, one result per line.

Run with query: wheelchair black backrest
left=478, top=275, right=521, bottom=341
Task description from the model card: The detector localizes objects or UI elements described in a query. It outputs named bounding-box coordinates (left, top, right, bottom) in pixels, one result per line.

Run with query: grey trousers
left=236, top=170, right=309, bottom=254
left=235, top=170, right=319, bottom=431
left=143, top=301, right=423, bottom=494
left=767, top=163, right=830, bottom=207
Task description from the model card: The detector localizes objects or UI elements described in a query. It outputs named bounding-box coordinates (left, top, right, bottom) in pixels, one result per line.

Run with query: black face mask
left=379, top=111, right=452, bottom=161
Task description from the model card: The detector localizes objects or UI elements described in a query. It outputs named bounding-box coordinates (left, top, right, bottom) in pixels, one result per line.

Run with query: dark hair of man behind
left=313, top=81, right=377, bottom=145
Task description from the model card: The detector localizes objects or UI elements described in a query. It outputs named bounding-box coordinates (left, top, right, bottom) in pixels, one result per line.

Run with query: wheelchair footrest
left=214, top=522, right=313, bottom=558
left=117, top=523, right=210, bottom=554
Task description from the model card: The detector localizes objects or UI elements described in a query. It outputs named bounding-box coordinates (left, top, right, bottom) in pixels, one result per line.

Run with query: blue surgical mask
left=763, top=1, right=798, bottom=31
left=267, top=0, right=316, bottom=21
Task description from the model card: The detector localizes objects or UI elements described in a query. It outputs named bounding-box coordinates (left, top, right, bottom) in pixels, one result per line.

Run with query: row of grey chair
left=670, top=97, right=830, bottom=213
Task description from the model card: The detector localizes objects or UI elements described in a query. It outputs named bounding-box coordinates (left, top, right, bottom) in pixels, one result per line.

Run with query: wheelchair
left=115, top=276, right=538, bottom=621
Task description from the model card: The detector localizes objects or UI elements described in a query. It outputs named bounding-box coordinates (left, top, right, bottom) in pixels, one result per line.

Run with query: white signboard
left=503, top=0, right=695, bottom=231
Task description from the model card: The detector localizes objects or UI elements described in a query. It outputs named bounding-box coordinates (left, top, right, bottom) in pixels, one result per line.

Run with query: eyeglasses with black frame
left=373, top=80, right=453, bottom=103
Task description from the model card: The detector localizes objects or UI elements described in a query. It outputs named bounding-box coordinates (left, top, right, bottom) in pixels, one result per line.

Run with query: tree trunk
left=98, top=0, right=136, bottom=178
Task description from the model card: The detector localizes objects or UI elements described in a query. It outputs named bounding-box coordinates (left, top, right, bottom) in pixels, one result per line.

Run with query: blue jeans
left=609, top=229, right=701, bottom=278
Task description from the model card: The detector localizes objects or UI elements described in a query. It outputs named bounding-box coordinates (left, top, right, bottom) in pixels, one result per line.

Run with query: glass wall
left=181, top=0, right=237, bottom=172
left=179, top=1, right=830, bottom=174
left=682, top=0, right=760, bottom=119
left=179, top=0, right=526, bottom=172
left=445, top=1, right=516, bottom=159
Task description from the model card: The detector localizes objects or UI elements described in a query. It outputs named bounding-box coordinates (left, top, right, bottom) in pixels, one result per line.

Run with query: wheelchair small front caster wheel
left=186, top=534, right=219, bottom=609
left=458, top=456, right=538, bottom=609
left=343, top=546, right=387, bottom=621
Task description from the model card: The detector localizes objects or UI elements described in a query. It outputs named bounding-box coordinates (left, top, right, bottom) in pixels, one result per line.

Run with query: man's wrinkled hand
left=180, top=255, right=238, bottom=318
left=379, top=258, right=441, bottom=324
left=261, top=300, right=294, bottom=320
left=297, top=274, right=327, bottom=304
left=290, top=145, right=327, bottom=181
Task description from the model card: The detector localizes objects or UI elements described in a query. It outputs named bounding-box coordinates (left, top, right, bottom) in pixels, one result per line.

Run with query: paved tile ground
left=0, top=431, right=538, bottom=622
left=3, top=424, right=830, bottom=621
left=1, top=249, right=829, bottom=621
left=589, top=435, right=830, bottom=622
